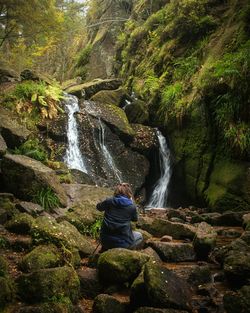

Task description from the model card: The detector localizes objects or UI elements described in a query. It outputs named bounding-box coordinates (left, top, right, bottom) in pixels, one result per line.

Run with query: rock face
left=0, top=107, right=31, bottom=149
left=2, top=154, right=68, bottom=207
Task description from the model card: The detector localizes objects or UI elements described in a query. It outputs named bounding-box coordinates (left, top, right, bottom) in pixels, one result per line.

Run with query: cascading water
left=98, top=118, right=122, bottom=183
left=64, top=94, right=88, bottom=173
left=147, top=130, right=171, bottom=208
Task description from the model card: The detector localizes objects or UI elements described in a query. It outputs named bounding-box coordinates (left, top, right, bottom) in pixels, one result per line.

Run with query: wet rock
left=138, top=217, right=196, bottom=239
left=0, top=134, right=7, bottom=156
left=187, top=265, right=212, bottom=287
left=144, top=262, right=192, bottom=310
left=17, top=266, right=80, bottom=303
left=77, top=267, right=102, bottom=298
left=90, top=87, right=128, bottom=106
left=129, top=124, right=158, bottom=156
left=134, top=308, right=189, bottom=313
left=148, top=241, right=196, bottom=262
left=223, top=285, right=250, bottom=313
left=124, top=99, right=149, bottom=124
left=2, top=154, right=68, bottom=207
left=70, top=169, right=96, bottom=185
left=37, top=113, right=67, bottom=142
left=32, top=216, right=95, bottom=256
left=93, top=294, right=127, bottom=313
left=0, top=107, right=30, bottom=148
left=19, top=244, right=62, bottom=272
left=65, top=79, right=122, bottom=99
left=98, top=248, right=150, bottom=284
left=5, top=213, right=35, bottom=234
left=193, top=222, right=217, bottom=260
left=16, top=201, right=44, bottom=217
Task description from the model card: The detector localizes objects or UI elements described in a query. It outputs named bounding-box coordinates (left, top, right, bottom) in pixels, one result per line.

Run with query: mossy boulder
left=16, top=201, right=44, bottom=217
left=90, top=87, right=128, bottom=106
left=16, top=266, right=80, bottom=303
left=223, top=285, right=250, bottom=313
left=124, top=99, right=149, bottom=124
left=0, top=107, right=31, bottom=149
left=130, top=271, right=150, bottom=308
left=83, top=100, right=135, bottom=139
left=98, top=248, right=150, bottom=284
left=148, top=241, right=195, bottom=262
left=144, top=262, right=192, bottom=310
left=5, top=213, right=35, bottom=234
left=19, top=244, right=62, bottom=272
left=93, top=294, right=127, bottom=313
left=187, top=265, right=212, bottom=287
left=16, top=301, right=74, bottom=313
left=138, top=217, right=196, bottom=239
left=31, top=216, right=95, bottom=256
left=65, top=79, right=122, bottom=99
left=77, top=268, right=102, bottom=299
left=0, top=193, right=16, bottom=224
left=193, top=222, right=217, bottom=260
left=2, top=154, right=68, bottom=207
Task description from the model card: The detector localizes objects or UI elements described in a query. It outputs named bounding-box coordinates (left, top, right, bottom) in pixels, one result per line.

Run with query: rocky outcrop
left=2, top=154, right=68, bottom=207
left=90, top=87, right=128, bottom=106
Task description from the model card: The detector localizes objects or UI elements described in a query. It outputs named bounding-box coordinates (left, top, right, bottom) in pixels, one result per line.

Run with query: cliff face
left=82, top=0, right=250, bottom=211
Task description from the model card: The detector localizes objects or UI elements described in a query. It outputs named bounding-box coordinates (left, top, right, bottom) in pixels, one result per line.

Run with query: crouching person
left=96, top=183, right=143, bottom=252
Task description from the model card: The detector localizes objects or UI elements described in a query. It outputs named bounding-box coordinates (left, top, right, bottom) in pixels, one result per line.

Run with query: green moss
left=13, top=138, right=48, bottom=162
left=0, top=257, right=8, bottom=277
left=0, top=277, right=15, bottom=308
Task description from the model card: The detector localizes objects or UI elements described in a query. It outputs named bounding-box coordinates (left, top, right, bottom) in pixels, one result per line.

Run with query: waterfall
left=147, top=130, right=171, bottom=208
left=98, top=118, right=122, bottom=183
left=64, top=94, right=88, bottom=173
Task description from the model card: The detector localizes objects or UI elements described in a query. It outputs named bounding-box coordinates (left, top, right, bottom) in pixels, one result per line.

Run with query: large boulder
left=138, top=217, right=196, bottom=239
left=98, top=248, right=150, bottom=284
left=5, top=213, right=35, bottom=234
left=148, top=241, right=196, bottom=262
left=77, top=267, right=102, bottom=299
left=31, top=216, right=95, bottom=256
left=144, top=262, right=192, bottom=310
left=65, top=79, right=122, bottom=99
left=0, top=107, right=30, bottom=149
left=124, top=99, right=149, bottom=124
left=2, top=154, right=68, bottom=207
left=90, top=87, right=128, bottom=106
left=193, top=222, right=217, bottom=260
left=16, top=266, right=80, bottom=303
left=19, top=244, right=62, bottom=272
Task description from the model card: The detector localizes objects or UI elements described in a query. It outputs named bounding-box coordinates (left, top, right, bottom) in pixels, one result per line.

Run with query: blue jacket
left=96, top=195, right=138, bottom=248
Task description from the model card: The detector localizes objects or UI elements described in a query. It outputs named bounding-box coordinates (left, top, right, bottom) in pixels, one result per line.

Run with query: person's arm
left=131, top=205, right=138, bottom=222
left=96, top=198, right=110, bottom=212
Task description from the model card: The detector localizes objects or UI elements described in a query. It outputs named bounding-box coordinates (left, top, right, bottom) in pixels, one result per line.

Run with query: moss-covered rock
left=19, top=244, right=62, bottom=272
left=129, top=124, right=158, bottom=155
left=0, top=193, right=17, bottom=224
left=93, top=294, right=127, bottom=313
left=124, top=99, right=149, bottom=124
left=193, top=222, right=217, bottom=260
left=90, top=87, right=127, bottom=106
left=144, top=262, right=192, bottom=310
left=15, top=301, right=74, bottom=313
left=98, top=248, right=150, bottom=284
left=148, top=241, right=195, bottom=262
left=5, top=213, right=35, bottom=235
left=16, top=266, right=80, bottom=303
left=130, top=271, right=150, bottom=308
left=31, top=216, right=95, bottom=256
left=65, top=79, right=122, bottom=99
left=2, top=154, right=68, bottom=207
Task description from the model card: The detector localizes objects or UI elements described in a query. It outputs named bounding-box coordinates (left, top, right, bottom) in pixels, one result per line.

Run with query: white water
left=147, top=130, right=171, bottom=208
left=64, top=94, right=87, bottom=173
left=98, top=118, right=122, bottom=182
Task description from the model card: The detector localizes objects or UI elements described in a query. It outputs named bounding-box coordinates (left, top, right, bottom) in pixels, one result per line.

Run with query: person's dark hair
left=114, top=183, right=133, bottom=199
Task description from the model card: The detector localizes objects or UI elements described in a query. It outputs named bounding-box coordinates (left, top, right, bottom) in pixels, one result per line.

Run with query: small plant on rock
left=32, top=187, right=60, bottom=211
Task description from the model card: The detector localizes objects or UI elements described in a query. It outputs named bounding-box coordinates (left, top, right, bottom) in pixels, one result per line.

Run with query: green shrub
left=13, top=139, right=48, bottom=161
left=32, top=187, right=60, bottom=211
left=76, top=44, right=92, bottom=68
